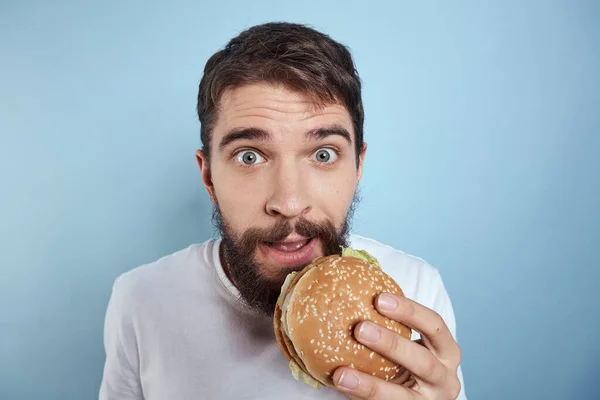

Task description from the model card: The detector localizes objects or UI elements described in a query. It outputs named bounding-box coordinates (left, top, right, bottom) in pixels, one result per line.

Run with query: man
left=99, top=22, right=466, bottom=399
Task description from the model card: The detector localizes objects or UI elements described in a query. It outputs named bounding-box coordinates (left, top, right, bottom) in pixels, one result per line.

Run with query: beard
left=212, top=193, right=360, bottom=317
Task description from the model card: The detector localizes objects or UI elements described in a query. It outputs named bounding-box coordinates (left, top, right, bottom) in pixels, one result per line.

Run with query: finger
left=332, top=367, right=419, bottom=400
left=375, top=294, right=460, bottom=362
left=354, top=320, right=446, bottom=385
left=343, top=395, right=363, bottom=400
left=390, top=365, right=411, bottom=385
left=392, top=363, right=419, bottom=390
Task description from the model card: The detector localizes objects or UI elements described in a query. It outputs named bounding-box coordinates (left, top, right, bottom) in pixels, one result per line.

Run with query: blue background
left=1, top=1, right=599, bottom=399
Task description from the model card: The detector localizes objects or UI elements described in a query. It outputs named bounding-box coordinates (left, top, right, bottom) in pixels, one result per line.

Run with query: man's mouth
left=264, top=238, right=312, bottom=252
left=260, top=237, right=319, bottom=268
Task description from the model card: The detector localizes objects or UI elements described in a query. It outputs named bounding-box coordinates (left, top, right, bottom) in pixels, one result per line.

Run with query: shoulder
left=348, top=234, right=445, bottom=306
left=348, top=234, right=440, bottom=282
left=107, top=240, right=215, bottom=309
left=349, top=234, right=438, bottom=274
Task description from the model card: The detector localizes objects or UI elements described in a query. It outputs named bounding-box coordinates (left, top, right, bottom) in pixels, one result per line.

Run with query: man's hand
left=332, top=293, right=462, bottom=399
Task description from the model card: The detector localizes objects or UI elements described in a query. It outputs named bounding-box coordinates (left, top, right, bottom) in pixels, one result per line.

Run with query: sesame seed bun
left=273, top=248, right=412, bottom=389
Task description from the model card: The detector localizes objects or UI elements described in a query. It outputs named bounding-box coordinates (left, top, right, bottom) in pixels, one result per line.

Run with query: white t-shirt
left=99, top=234, right=467, bottom=399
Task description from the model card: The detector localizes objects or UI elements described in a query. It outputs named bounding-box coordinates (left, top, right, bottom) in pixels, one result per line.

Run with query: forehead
left=213, top=83, right=354, bottom=139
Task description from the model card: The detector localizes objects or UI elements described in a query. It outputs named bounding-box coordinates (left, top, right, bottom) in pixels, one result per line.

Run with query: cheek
left=211, top=166, right=268, bottom=225
left=307, top=167, right=358, bottom=217
left=211, top=159, right=358, bottom=227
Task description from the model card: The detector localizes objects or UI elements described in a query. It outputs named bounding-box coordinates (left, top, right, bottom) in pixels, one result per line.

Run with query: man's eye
left=235, top=150, right=265, bottom=165
left=313, top=148, right=338, bottom=163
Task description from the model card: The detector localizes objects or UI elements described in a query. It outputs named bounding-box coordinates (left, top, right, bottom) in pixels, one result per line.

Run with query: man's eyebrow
left=305, top=125, right=352, bottom=146
left=218, top=124, right=353, bottom=151
left=218, top=127, right=271, bottom=151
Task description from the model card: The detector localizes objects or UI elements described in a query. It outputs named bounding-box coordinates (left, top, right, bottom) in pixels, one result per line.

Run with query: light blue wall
left=1, top=1, right=598, bottom=399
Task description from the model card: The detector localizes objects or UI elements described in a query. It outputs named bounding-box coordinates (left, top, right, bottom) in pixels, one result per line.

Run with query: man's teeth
left=268, top=239, right=310, bottom=252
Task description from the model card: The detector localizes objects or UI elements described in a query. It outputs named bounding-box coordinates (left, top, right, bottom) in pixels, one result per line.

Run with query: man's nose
left=265, top=161, right=312, bottom=219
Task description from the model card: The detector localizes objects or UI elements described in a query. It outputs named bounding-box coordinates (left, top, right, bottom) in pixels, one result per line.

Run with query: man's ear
left=357, top=142, right=367, bottom=182
left=196, top=149, right=216, bottom=204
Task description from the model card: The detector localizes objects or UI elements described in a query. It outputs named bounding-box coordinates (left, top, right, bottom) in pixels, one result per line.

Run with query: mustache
left=238, top=217, right=340, bottom=253
left=212, top=200, right=356, bottom=316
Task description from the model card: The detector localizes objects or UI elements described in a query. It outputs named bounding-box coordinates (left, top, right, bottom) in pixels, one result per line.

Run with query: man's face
left=196, top=83, right=366, bottom=315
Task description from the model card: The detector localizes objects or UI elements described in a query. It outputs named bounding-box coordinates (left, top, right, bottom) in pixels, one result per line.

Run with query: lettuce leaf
left=341, top=247, right=381, bottom=268
left=288, top=359, right=323, bottom=389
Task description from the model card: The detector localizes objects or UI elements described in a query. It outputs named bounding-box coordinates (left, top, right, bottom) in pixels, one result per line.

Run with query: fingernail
left=378, top=294, right=398, bottom=311
left=338, top=370, right=359, bottom=389
left=358, top=321, right=381, bottom=342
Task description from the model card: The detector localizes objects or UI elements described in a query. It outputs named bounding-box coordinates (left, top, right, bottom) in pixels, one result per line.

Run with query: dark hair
left=196, top=22, right=364, bottom=166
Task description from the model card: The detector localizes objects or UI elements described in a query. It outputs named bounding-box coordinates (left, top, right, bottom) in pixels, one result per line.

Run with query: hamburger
left=273, top=247, right=412, bottom=389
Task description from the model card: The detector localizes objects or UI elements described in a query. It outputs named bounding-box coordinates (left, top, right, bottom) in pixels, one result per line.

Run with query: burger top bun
left=274, top=247, right=412, bottom=389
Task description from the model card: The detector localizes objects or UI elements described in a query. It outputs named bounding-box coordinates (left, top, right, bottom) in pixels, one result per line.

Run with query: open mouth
left=261, top=237, right=318, bottom=268
left=264, top=238, right=313, bottom=252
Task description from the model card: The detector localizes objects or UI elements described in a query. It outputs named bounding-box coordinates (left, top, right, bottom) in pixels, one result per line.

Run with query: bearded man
left=99, top=22, right=467, bottom=400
